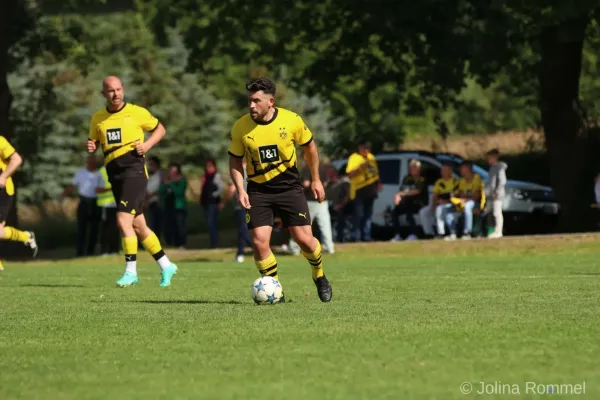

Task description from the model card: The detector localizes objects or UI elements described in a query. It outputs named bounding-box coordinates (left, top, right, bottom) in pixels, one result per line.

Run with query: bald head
left=102, top=76, right=125, bottom=111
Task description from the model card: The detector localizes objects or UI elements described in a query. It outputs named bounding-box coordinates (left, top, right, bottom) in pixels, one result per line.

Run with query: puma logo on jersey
left=120, top=200, right=128, bottom=206
left=298, top=212, right=307, bottom=219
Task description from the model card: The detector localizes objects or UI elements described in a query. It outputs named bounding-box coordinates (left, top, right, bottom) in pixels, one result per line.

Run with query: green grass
left=1, top=235, right=600, bottom=399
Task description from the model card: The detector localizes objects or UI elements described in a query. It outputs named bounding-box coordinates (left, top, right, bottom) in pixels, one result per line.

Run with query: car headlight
left=511, top=189, right=525, bottom=200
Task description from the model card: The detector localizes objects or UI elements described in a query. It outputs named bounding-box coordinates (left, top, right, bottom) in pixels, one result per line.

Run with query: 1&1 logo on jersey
left=106, top=128, right=122, bottom=145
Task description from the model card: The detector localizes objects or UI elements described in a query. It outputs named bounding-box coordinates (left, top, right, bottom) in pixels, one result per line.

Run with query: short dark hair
left=246, top=78, right=276, bottom=96
left=149, top=156, right=161, bottom=167
left=168, top=162, right=182, bottom=174
left=486, top=148, right=500, bottom=157
left=357, top=139, right=371, bottom=148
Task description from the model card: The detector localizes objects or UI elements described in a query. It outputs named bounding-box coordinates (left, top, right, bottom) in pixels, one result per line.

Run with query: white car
left=331, top=151, right=559, bottom=237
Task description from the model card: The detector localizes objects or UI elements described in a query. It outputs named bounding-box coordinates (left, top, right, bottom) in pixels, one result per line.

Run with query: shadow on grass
left=20, top=284, right=86, bottom=288
left=131, top=299, right=244, bottom=305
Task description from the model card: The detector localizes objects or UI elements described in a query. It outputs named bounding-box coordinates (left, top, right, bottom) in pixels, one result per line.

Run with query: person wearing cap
left=345, top=140, right=381, bottom=242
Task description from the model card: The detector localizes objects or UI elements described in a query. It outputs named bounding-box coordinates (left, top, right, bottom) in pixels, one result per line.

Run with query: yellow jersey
left=0, top=136, right=16, bottom=196
left=433, top=177, right=459, bottom=201
left=228, top=108, right=313, bottom=192
left=88, top=103, right=159, bottom=177
left=458, top=173, right=486, bottom=208
left=346, top=152, right=379, bottom=200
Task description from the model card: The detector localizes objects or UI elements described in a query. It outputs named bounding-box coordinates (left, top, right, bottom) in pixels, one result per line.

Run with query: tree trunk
left=539, top=19, right=597, bottom=233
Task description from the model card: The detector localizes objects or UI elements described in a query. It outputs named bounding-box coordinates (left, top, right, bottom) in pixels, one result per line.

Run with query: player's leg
left=283, top=188, right=332, bottom=302
left=133, top=213, right=177, bottom=286
left=0, top=195, right=37, bottom=258
left=115, top=211, right=139, bottom=287
left=247, top=193, right=279, bottom=280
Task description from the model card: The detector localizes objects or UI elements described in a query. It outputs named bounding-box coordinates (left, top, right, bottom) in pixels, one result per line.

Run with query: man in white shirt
left=60, top=156, right=101, bottom=257
left=146, top=156, right=163, bottom=240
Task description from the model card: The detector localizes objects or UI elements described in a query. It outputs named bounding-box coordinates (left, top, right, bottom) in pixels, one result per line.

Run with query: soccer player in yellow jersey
left=456, top=160, right=485, bottom=239
left=229, top=78, right=332, bottom=302
left=0, top=136, right=38, bottom=270
left=432, top=162, right=460, bottom=240
left=87, top=76, right=177, bottom=287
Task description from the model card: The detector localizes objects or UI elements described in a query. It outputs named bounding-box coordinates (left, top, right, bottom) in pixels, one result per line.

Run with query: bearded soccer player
left=87, top=76, right=177, bottom=287
left=229, top=78, right=332, bottom=302
left=0, top=136, right=38, bottom=270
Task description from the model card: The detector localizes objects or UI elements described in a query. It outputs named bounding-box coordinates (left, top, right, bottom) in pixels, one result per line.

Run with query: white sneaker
left=25, top=231, right=38, bottom=258
left=390, top=234, right=403, bottom=242
left=406, top=234, right=418, bottom=241
left=235, top=255, right=244, bottom=263
left=461, top=234, right=472, bottom=240
left=444, top=233, right=457, bottom=241
left=488, top=232, right=503, bottom=239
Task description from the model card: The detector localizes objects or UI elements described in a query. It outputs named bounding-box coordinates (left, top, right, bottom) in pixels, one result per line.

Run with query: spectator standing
left=390, top=159, right=428, bottom=241
left=346, top=140, right=381, bottom=242
left=432, top=162, right=460, bottom=240
left=595, top=173, right=600, bottom=205
left=288, top=160, right=335, bottom=254
left=485, top=149, right=507, bottom=239
left=95, top=165, right=119, bottom=255
left=60, top=155, right=101, bottom=257
left=227, top=159, right=252, bottom=262
left=455, top=161, right=485, bottom=240
left=146, top=156, right=164, bottom=240
left=200, top=158, right=224, bottom=248
left=326, top=167, right=352, bottom=242
left=160, top=163, right=188, bottom=249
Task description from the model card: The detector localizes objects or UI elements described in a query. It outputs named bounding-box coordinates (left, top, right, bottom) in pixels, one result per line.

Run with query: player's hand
left=311, top=180, right=325, bottom=203
left=238, top=190, right=251, bottom=209
left=86, top=139, right=97, bottom=153
left=135, top=141, right=149, bottom=156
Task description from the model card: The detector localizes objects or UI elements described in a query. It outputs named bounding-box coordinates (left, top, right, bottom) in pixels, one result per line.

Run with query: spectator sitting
left=390, top=159, right=428, bottom=241
left=432, top=162, right=460, bottom=240
left=200, top=158, right=224, bottom=249
left=455, top=161, right=486, bottom=240
left=485, top=149, right=507, bottom=239
left=160, top=163, right=188, bottom=249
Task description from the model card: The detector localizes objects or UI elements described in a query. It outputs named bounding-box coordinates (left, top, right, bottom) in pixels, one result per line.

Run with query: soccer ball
left=251, top=276, right=283, bottom=305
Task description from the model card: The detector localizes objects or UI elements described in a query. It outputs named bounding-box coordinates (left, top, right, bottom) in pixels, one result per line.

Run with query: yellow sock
left=255, top=253, right=279, bottom=281
left=0, top=260, right=4, bottom=271
left=3, top=226, right=30, bottom=243
left=302, top=240, right=324, bottom=280
left=141, top=232, right=171, bottom=269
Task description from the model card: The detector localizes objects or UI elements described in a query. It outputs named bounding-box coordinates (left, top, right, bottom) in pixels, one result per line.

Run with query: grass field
left=1, top=235, right=600, bottom=399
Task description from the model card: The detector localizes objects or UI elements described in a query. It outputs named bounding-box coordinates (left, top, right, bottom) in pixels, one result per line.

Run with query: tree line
left=1, top=0, right=600, bottom=232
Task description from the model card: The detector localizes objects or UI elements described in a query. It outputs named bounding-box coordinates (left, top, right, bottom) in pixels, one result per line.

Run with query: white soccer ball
left=251, top=276, right=283, bottom=305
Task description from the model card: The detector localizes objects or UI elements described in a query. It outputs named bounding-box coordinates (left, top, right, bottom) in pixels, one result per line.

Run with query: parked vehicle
left=331, top=151, right=559, bottom=238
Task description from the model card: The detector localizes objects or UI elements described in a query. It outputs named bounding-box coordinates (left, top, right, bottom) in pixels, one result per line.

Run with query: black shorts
left=247, top=186, right=311, bottom=229
left=0, top=191, right=13, bottom=224
left=109, top=176, right=147, bottom=215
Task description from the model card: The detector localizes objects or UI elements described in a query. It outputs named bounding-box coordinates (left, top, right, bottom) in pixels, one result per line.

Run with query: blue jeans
left=435, top=203, right=456, bottom=235
left=235, top=209, right=252, bottom=256
left=352, top=197, right=375, bottom=241
left=462, top=200, right=480, bottom=234
left=203, top=204, right=219, bottom=248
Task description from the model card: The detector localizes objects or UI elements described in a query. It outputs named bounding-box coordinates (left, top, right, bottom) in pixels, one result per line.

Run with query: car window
left=419, top=159, right=441, bottom=186
left=376, top=159, right=401, bottom=185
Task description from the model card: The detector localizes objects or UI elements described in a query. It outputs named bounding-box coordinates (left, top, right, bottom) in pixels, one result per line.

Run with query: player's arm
left=303, top=140, right=326, bottom=202
left=0, top=151, right=22, bottom=188
left=141, top=122, right=166, bottom=153
left=346, top=155, right=368, bottom=178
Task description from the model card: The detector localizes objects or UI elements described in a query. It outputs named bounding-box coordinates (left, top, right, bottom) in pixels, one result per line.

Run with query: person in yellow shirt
left=345, top=140, right=381, bottom=241
left=455, top=160, right=485, bottom=239
left=0, top=136, right=38, bottom=270
left=432, top=163, right=460, bottom=240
